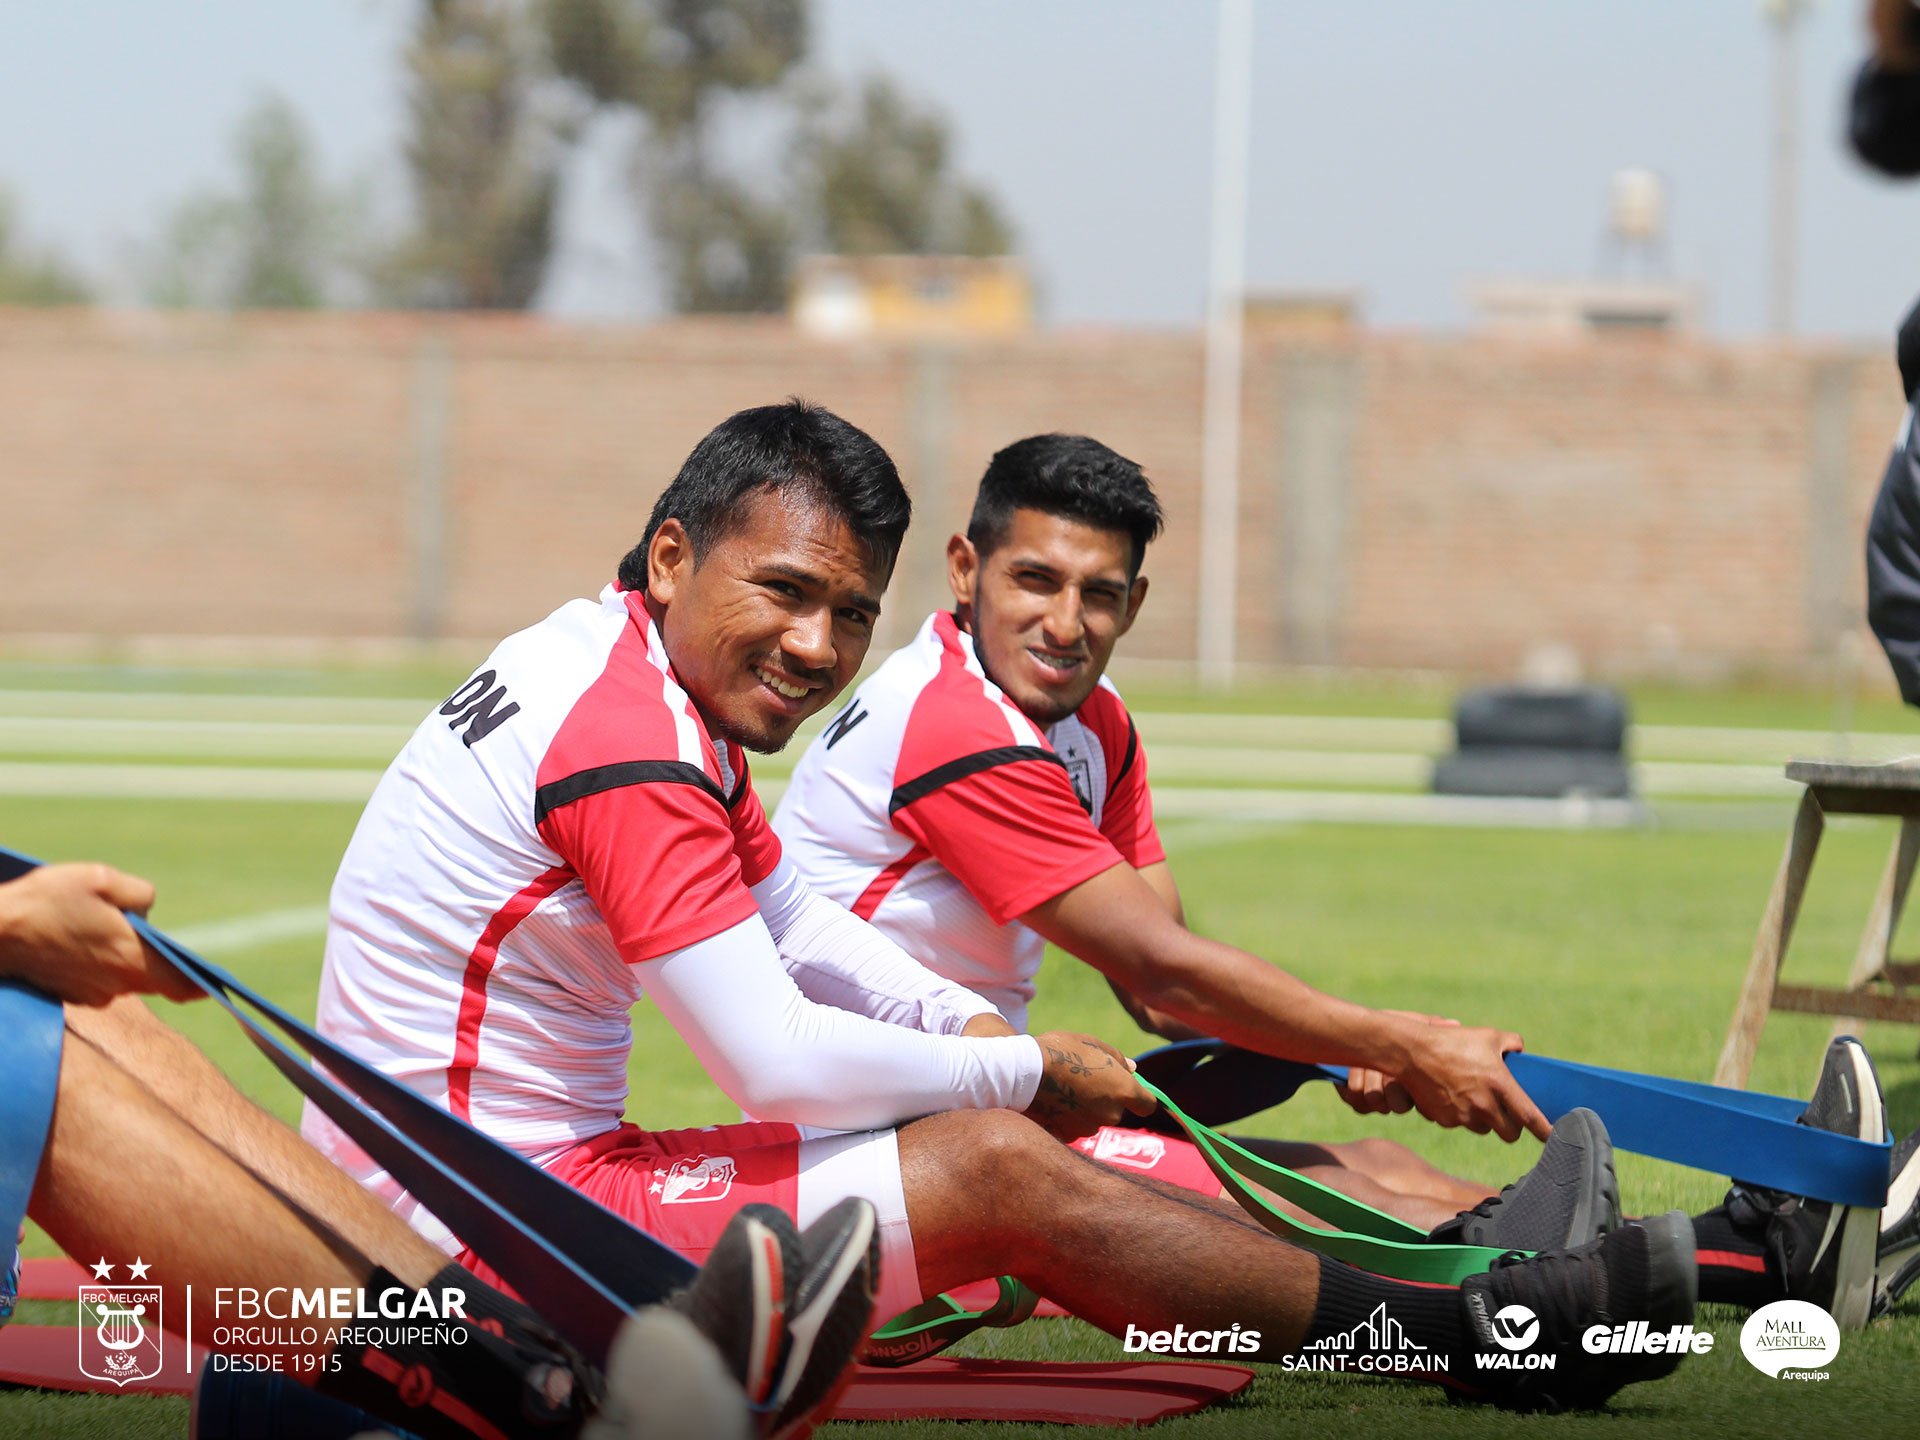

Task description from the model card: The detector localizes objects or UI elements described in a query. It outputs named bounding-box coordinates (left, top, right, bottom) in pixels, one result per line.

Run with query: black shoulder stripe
left=1111, top=718, right=1140, bottom=791
left=889, top=745, right=1068, bottom=816
left=534, top=760, right=725, bottom=826
left=726, top=766, right=750, bottom=809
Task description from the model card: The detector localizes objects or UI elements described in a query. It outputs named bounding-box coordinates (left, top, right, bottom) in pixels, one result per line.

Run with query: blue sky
left=0, top=1, right=1912, bottom=339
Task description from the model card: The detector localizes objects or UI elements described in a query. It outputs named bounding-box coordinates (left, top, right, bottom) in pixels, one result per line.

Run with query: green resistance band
left=864, top=1080, right=1524, bottom=1364
left=865, top=1274, right=1040, bottom=1367
left=1137, top=1077, right=1524, bottom=1285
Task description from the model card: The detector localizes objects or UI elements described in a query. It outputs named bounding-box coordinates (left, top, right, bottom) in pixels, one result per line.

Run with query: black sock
left=1292, top=1253, right=1470, bottom=1379
left=320, top=1266, right=601, bottom=1439
left=1691, top=1205, right=1777, bottom=1310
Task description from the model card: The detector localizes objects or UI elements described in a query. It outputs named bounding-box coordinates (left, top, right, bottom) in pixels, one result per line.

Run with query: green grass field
left=2, top=663, right=1918, bottom=1437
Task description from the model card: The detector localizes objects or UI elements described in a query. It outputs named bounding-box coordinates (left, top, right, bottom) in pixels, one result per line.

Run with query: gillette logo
left=1581, top=1321, right=1714, bottom=1355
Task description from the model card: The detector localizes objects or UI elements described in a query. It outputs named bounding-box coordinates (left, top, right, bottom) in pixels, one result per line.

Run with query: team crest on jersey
left=1090, top=1130, right=1166, bottom=1170
left=652, top=1153, right=737, bottom=1204
left=1061, top=750, right=1094, bottom=812
left=78, top=1285, right=163, bottom=1387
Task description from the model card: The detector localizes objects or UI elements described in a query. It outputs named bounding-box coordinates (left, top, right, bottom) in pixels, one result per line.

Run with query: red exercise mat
left=17, top=1258, right=89, bottom=1301
left=829, top=1358, right=1254, bottom=1426
left=0, top=1325, right=203, bottom=1396
left=0, top=1327, right=1252, bottom=1427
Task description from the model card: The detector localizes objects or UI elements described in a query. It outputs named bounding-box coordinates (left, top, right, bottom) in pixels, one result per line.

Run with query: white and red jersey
left=772, top=610, right=1164, bottom=1031
left=305, top=584, right=782, bottom=1183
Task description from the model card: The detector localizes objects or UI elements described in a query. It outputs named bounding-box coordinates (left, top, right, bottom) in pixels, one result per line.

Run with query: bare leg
left=1230, top=1134, right=1492, bottom=1218
left=899, top=1110, right=1322, bottom=1350
left=31, top=1021, right=370, bottom=1365
left=64, top=996, right=445, bottom=1287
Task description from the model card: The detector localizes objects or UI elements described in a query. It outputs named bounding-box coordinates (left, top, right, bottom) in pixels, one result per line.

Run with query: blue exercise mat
left=0, top=846, right=696, bottom=1369
left=0, top=981, right=63, bottom=1264
left=1135, top=1038, right=1892, bottom=1209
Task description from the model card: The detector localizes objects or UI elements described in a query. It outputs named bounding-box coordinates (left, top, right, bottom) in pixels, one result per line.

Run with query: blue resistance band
left=1135, top=1038, right=1892, bottom=1209
left=0, top=981, right=64, bottom=1268
left=0, top=846, right=697, bottom=1369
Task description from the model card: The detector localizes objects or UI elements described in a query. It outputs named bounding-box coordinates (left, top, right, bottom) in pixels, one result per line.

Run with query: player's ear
left=946, top=533, right=979, bottom=606
left=647, top=520, right=694, bottom=605
left=1118, top=574, right=1149, bottom=637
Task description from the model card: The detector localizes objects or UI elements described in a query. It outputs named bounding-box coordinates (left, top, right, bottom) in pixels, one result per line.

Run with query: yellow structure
left=791, top=255, right=1032, bottom=339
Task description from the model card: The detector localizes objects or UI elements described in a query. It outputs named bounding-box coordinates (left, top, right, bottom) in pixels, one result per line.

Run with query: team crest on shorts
left=652, top=1153, right=738, bottom=1204
left=77, top=1284, right=163, bottom=1387
left=1091, top=1130, right=1166, bottom=1170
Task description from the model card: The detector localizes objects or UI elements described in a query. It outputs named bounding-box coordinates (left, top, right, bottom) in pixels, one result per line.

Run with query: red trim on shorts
left=446, top=864, right=575, bottom=1118
left=1698, top=1248, right=1768, bottom=1273
left=852, top=844, right=930, bottom=920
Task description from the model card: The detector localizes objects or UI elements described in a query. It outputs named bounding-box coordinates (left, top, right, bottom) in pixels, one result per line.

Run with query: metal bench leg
left=1715, top=789, right=1825, bottom=1089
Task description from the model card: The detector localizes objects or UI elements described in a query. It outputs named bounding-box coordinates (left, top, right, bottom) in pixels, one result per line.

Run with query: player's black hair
left=618, top=399, right=910, bottom=588
left=966, top=434, right=1164, bottom=578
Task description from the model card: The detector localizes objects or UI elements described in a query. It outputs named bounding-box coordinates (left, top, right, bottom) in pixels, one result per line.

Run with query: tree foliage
left=385, top=0, right=568, bottom=309
left=543, top=0, right=806, bottom=312
left=0, top=190, right=91, bottom=305
left=793, top=76, right=1013, bottom=258
left=143, top=94, right=366, bottom=310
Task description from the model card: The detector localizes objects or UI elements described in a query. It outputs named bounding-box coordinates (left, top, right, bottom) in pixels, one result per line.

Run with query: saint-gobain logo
left=653, top=1154, right=737, bottom=1204
left=1740, top=1299, right=1839, bottom=1380
left=1489, top=1304, right=1540, bottom=1352
left=1091, top=1130, right=1167, bottom=1170
left=77, top=1287, right=164, bottom=1388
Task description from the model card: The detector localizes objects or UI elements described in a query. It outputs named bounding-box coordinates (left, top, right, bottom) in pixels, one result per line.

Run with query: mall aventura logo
left=1740, top=1300, right=1839, bottom=1381
left=1281, top=1301, right=1448, bottom=1375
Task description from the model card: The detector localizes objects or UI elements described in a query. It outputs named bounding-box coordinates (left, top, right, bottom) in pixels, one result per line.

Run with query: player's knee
left=946, top=1109, right=1064, bottom=1187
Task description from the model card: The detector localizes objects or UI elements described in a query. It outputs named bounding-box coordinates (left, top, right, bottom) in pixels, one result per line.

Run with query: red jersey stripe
left=446, top=863, right=576, bottom=1118
left=851, top=844, right=930, bottom=920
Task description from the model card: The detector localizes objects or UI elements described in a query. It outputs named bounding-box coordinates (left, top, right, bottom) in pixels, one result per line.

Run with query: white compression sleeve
left=750, top=857, right=1002, bottom=1035
left=643, top=913, right=1043, bottom=1131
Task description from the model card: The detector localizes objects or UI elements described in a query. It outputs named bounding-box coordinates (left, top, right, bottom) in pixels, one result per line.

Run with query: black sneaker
left=1727, top=1036, right=1885, bottom=1330
left=1430, top=1108, right=1621, bottom=1252
left=1873, top=1125, right=1920, bottom=1317
left=766, top=1198, right=879, bottom=1440
left=670, top=1204, right=800, bottom=1422
left=1458, top=1210, right=1698, bottom=1412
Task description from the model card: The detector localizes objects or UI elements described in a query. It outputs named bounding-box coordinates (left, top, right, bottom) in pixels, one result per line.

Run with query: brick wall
left=1, top=307, right=1904, bottom=678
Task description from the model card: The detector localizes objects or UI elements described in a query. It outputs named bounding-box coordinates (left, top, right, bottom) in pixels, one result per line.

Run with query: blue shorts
left=0, top=982, right=64, bottom=1329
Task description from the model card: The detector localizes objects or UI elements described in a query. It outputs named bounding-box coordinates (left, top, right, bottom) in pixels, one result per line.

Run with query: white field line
left=0, top=763, right=381, bottom=802
left=0, top=716, right=416, bottom=759
left=2, top=695, right=1910, bottom=771
left=170, top=906, right=331, bottom=955
left=0, top=690, right=431, bottom=724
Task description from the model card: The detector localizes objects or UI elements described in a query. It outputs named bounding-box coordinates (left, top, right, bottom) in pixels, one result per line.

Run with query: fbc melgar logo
left=1740, top=1300, right=1839, bottom=1381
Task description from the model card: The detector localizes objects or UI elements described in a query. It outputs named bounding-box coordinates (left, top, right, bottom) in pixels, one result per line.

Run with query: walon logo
left=1474, top=1303, right=1557, bottom=1372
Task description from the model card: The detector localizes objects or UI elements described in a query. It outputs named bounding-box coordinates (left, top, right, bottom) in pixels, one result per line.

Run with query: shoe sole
left=1872, top=1133, right=1920, bottom=1317
left=704, top=1204, right=799, bottom=1414
left=590, top=1307, right=755, bottom=1440
left=1615, top=1211, right=1699, bottom=1385
left=1554, top=1109, right=1622, bottom=1249
left=771, top=1198, right=879, bottom=1440
left=1825, top=1041, right=1885, bottom=1331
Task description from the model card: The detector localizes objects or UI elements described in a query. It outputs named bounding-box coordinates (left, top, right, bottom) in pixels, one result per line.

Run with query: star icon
left=126, top=1258, right=151, bottom=1281
left=90, top=1258, right=113, bottom=1281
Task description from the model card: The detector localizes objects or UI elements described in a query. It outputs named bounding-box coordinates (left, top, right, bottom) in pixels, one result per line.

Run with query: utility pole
left=1198, top=0, right=1253, bottom=687
left=1764, top=0, right=1811, bottom=335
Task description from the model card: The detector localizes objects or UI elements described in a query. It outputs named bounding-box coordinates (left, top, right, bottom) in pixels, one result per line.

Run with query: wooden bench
left=1714, top=760, right=1920, bottom=1088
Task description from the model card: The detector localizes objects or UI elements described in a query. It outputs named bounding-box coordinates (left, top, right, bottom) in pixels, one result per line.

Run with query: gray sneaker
left=1430, top=1108, right=1621, bottom=1253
